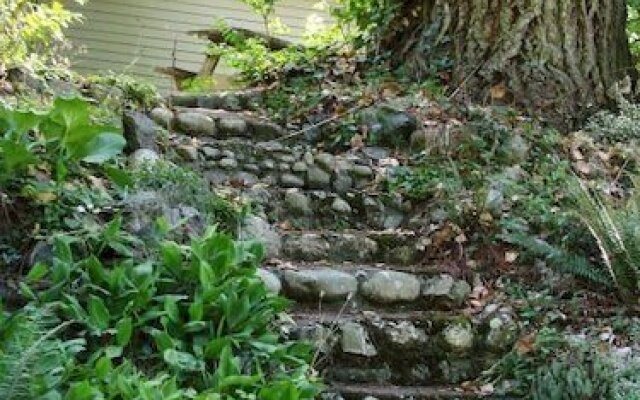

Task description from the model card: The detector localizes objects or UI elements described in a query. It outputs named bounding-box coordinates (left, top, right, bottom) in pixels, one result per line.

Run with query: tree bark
left=381, top=0, right=635, bottom=129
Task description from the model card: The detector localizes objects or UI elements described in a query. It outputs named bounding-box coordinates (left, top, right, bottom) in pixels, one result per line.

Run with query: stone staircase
left=134, top=93, right=518, bottom=400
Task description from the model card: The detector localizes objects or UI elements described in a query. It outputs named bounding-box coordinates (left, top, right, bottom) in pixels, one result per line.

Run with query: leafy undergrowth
left=0, top=95, right=321, bottom=399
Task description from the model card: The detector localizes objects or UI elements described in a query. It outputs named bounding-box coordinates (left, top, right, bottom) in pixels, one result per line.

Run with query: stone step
left=243, top=186, right=409, bottom=231
left=279, top=229, right=425, bottom=265
left=151, top=106, right=286, bottom=141
left=329, top=383, right=494, bottom=400
left=169, top=89, right=266, bottom=111
left=281, top=308, right=516, bottom=387
left=167, top=136, right=386, bottom=193
left=260, top=264, right=471, bottom=311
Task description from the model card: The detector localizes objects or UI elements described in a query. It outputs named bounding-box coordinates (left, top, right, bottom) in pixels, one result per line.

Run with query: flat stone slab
left=361, top=271, right=421, bottom=304
left=283, top=268, right=357, bottom=301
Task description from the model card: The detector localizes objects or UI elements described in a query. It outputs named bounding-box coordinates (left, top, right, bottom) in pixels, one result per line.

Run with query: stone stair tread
left=265, top=260, right=441, bottom=275
left=330, top=383, right=491, bottom=399
left=289, top=309, right=467, bottom=323
left=280, top=228, right=419, bottom=236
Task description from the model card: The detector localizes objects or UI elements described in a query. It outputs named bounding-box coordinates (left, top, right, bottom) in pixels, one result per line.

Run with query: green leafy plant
left=23, top=220, right=321, bottom=399
left=0, top=306, right=84, bottom=399
left=0, top=96, right=125, bottom=185
left=0, top=0, right=84, bottom=69
left=238, top=0, right=280, bottom=36
left=85, top=72, right=161, bottom=110
left=131, top=160, right=248, bottom=234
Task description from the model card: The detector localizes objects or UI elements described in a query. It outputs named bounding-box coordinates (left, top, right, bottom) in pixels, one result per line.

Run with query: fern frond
left=503, top=233, right=613, bottom=288
left=0, top=307, right=80, bottom=399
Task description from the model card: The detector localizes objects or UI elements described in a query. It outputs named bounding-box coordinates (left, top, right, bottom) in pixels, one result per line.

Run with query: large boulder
left=358, top=106, right=418, bottom=147
left=240, top=216, right=282, bottom=258
left=123, top=111, right=160, bottom=152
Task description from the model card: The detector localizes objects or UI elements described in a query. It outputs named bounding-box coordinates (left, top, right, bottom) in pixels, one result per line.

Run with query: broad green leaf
left=81, top=132, right=126, bottom=163
left=163, top=349, right=204, bottom=371
left=105, top=346, right=123, bottom=358
left=95, top=356, right=112, bottom=380
left=0, top=140, right=37, bottom=174
left=161, top=242, right=183, bottom=271
left=218, top=375, right=260, bottom=390
left=116, top=317, right=133, bottom=347
left=88, top=295, right=110, bottom=331
left=188, top=298, right=204, bottom=321
left=66, top=381, right=100, bottom=400
left=26, top=262, right=48, bottom=282
left=103, top=165, right=133, bottom=188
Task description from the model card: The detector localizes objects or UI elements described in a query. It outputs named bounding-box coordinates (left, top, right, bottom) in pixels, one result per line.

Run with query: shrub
left=486, top=328, right=623, bottom=399
left=0, top=95, right=125, bottom=186
left=0, top=0, right=83, bottom=69
left=506, top=176, right=640, bottom=303
left=585, top=98, right=640, bottom=143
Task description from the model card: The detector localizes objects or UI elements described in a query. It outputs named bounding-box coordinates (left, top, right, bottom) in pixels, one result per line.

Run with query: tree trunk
left=381, top=0, right=635, bottom=129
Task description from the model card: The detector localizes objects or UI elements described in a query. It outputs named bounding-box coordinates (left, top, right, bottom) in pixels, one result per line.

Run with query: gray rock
left=149, top=107, right=174, bottom=129
left=234, top=172, right=259, bottom=187
left=250, top=120, right=286, bottom=140
left=123, top=111, right=160, bottom=152
left=177, top=112, right=216, bottom=136
left=169, top=94, right=198, bottom=107
left=292, top=161, right=308, bottom=173
left=307, top=166, right=332, bottom=189
left=383, top=210, right=404, bottom=230
left=331, top=198, right=352, bottom=214
left=204, top=170, right=229, bottom=185
left=341, top=322, right=377, bottom=357
left=284, top=191, right=312, bottom=215
left=277, top=154, right=297, bottom=163
left=361, top=271, right=421, bottom=303
left=256, top=141, right=285, bottom=152
left=442, top=320, right=474, bottom=353
left=351, top=165, right=374, bottom=178
left=281, top=173, right=305, bottom=189
left=332, top=234, right=378, bottom=262
left=333, top=173, right=354, bottom=193
left=129, top=149, right=160, bottom=167
left=28, top=241, right=54, bottom=267
left=176, top=145, right=198, bottom=161
left=506, top=134, right=530, bottom=163
left=261, top=159, right=276, bottom=170
left=283, top=233, right=330, bottom=261
left=218, top=117, right=248, bottom=137
left=422, top=274, right=471, bottom=308
left=222, top=93, right=242, bottom=110
left=382, top=321, right=428, bottom=347
left=484, top=311, right=518, bottom=353
left=221, top=150, right=236, bottom=159
left=358, top=106, right=418, bottom=146
left=201, top=146, right=222, bottom=160
left=299, top=324, right=337, bottom=354
left=362, top=146, right=390, bottom=160
left=197, top=94, right=223, bottom=109
left=283, top=268, right=357, bottom=301
left=315, top=152, right=335, bottom=172
left=387, top=245, right=417, bottom=265
left=243, top=164, right=260, bottom=173
left=241, top=216, right=281, bottom=258
left=257, top=268, right=282, bottom=294
left=218, top=158, right=238, bottom=170
left=278, top=163, right=291, bottom=172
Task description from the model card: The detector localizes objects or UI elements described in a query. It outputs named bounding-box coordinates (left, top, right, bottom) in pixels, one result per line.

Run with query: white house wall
left=65, top=0, right=330, bottom=92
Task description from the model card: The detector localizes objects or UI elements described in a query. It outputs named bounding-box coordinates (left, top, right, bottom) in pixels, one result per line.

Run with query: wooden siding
left=65, top=0, right=330, bottom=92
